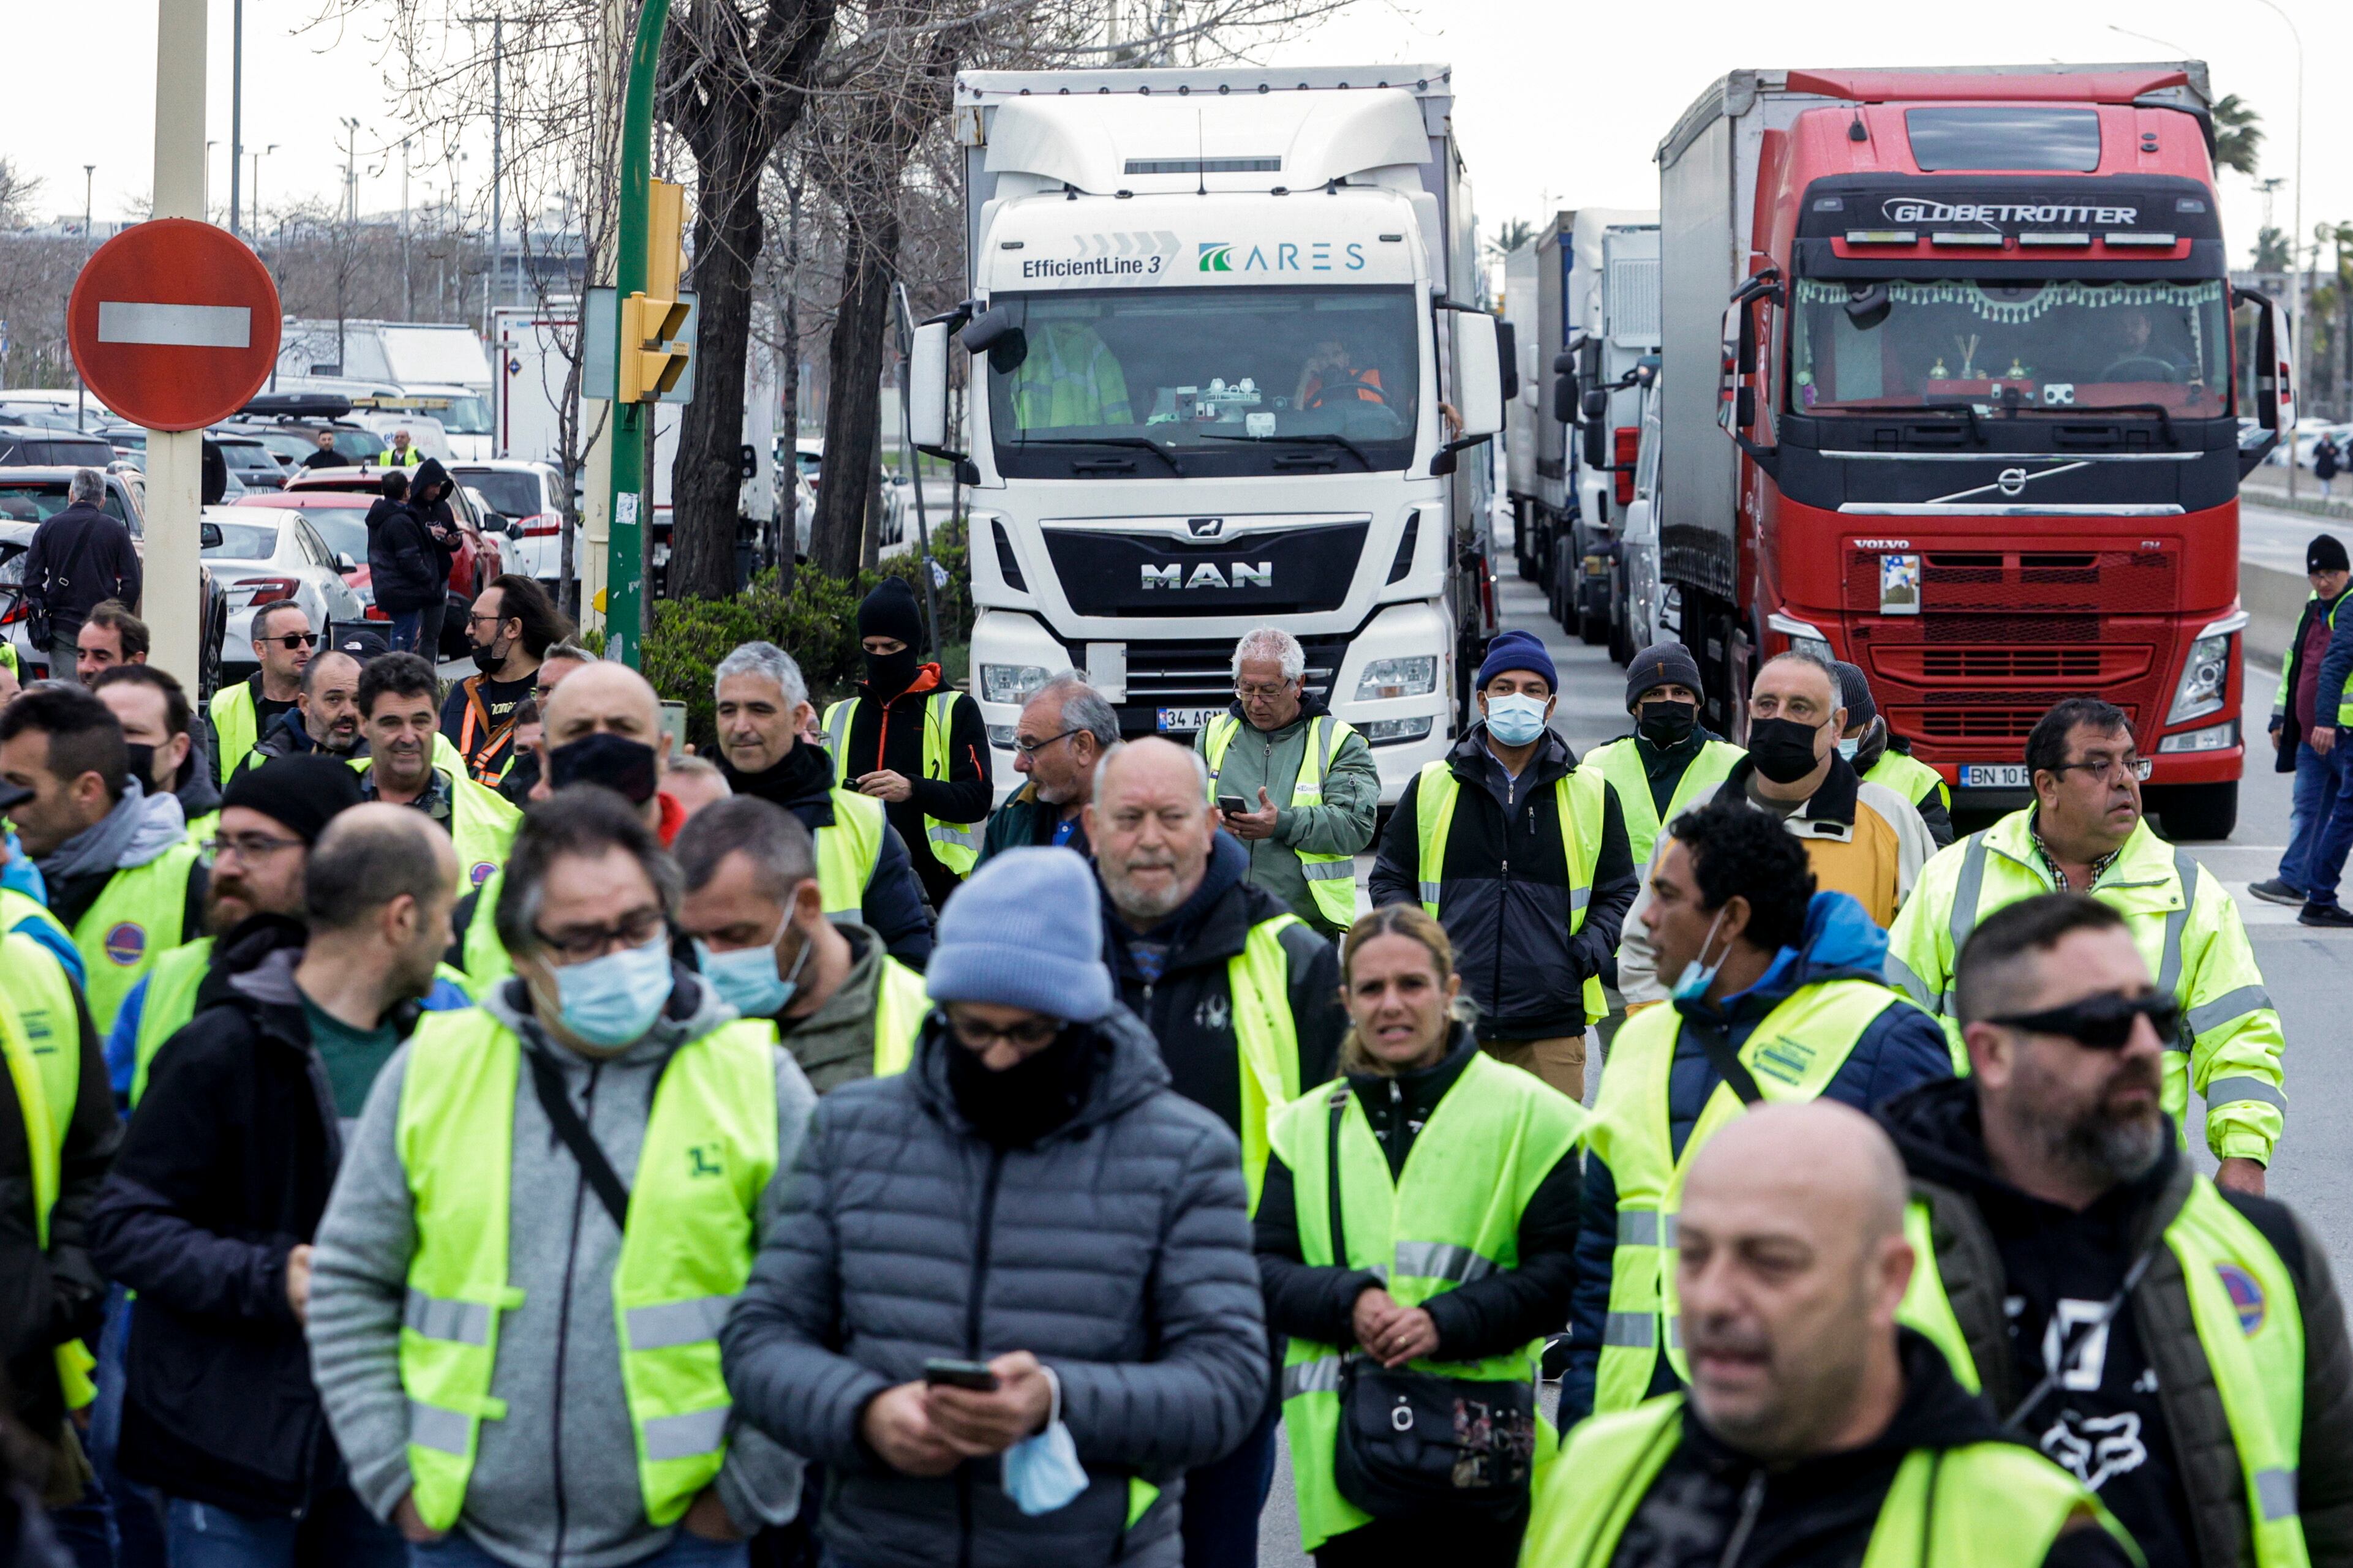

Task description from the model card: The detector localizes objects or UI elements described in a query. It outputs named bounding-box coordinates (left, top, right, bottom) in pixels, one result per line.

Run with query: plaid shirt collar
left=2027, top=809, right=2119, bottom=892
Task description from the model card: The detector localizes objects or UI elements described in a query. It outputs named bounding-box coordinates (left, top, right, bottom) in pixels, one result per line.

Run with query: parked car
left=0, top=467, right=230, bottom=697
left=201, top=507, right=366, bottom=678
left=273, top=471, right=504, bottom=655
left=451, top=459, right=573, bottom=583
left=206, top=430, right=288, bottom=492
left=0, top=426, right=121, bottom=469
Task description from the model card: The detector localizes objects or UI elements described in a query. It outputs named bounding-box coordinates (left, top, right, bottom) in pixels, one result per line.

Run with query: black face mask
left=124, top=743, right=160, bottom=791
left=945, top=1026, right=1100, bottom=1147
left=864, top=645, right=920, bottom=697
left=470, top=633, right=511, bottom=675
left=548, top=732, right=660, bottom=805
left=1637, top=700, right=1698, bottom=749
left=1747, top=716, right=1827, bottom=784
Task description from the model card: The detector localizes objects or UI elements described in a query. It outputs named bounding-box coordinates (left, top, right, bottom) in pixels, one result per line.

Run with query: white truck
left=909, top=63, right=1507, bottom=802
left=275, top=321, right=497, bottom=459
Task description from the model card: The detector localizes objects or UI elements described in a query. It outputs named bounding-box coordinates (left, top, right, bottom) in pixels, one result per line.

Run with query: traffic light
left=619, top=178, right=690, bottom=402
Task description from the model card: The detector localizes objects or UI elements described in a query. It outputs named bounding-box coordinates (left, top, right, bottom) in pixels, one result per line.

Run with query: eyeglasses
left=946, top=1008, right=1063, bottom=1051
left=264, top=632, right=320, bottom=651
left=1233, top=680, right=1295, bottom=700
left=1012, top=726, right=1082, bottom=756
left=1987, top=991, right=2180, bottom=1050
left=465, top=612, right=514, bottom=631
left=2047, top=754, right=2153, bottom=783
left=205, top=831, right=306, bottom=863
left=531, top=907, right=668, bottom=963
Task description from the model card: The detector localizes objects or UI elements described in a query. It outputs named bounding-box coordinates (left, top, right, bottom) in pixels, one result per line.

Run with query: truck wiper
left=1834, top=404, right=1989, bottom=445
left=2087, top=403, right=2180, bottom=446
left=1193, top=430, right=1377, bottom=469
left=1016, top=436, right=1182, bottom=475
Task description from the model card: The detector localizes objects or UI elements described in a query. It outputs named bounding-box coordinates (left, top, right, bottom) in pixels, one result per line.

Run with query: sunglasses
left=1987, top=991, right=2180, bottom=1050
left=265, top=632, right=320, bottom=651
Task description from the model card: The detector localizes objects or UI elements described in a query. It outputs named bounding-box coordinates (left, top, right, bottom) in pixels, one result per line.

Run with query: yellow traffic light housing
left=618, top=178, right=692, bottom=402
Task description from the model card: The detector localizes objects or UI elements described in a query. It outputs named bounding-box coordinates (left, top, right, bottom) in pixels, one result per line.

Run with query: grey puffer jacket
left=720, top=1005, right=1268, bottom=1568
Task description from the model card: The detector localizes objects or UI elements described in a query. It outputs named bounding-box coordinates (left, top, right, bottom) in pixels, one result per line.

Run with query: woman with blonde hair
left=1253, top=904, right=1587, bottom=1565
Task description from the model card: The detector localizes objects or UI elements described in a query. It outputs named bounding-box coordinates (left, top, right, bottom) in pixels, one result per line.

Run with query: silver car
left=201, top=507, right=366, bottom=681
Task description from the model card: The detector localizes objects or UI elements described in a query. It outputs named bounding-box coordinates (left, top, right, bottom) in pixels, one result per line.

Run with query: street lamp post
left=78, top=165, right=94, bottom=430
left=2246, top=0, right=2305, bottom=499
left=229, top=0, right=244, bottom=236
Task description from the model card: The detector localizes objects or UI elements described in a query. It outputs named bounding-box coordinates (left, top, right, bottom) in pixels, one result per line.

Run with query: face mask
left=695, top=915, right=811, bottom=1019
left=1638, top=700, right=1698, bottom=749
left=548, top=732, right=660, bottom=805
left=1001, top=1378, right=1088, bottom=1516
left=947, top=1027, right=1097, bottom=1147
left=1747, top=716, right=1826, bottom=784
left=865, top=645, right=920, bottom=695
left=1837, top=736, right=1860, bottom=761
left=1483, top=693, right=1549, bottom=747
left=124, top=742, right=160, bottom=789
left=470, top=634, right=511, bottom=674
left=549, top=932, right=674, bottom=1048
left=1671, top=908, right=1730, bottom=1004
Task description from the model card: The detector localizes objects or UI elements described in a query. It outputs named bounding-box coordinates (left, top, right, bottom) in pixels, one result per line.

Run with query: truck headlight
left=980, top=664, right=1050, bottom=705
left=1356, top=656, right=1437, bottom=701
left=2166, top=633, right=2232, bottom=725
left=2157, top=719, right=2238, bottom=753
left=987, top=724, right=1020, bottom=749
left=1358, top=717, right=1435, bottom=746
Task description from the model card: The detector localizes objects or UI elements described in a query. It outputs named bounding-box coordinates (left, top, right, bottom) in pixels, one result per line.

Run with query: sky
left=9, top=0, right=2346, bottom=273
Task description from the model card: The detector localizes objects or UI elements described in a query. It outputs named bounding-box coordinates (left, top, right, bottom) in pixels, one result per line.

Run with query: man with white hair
left=710, top=640, right=935, bottom=967
left=979, top=672, right=1118, bottom=865
left=24, top=468, right=141, bottom=684
left=1195, top=625, right=1378, bottom=937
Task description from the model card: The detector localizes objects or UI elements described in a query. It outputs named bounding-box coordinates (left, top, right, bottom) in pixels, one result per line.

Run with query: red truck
left=1657, top=62, right=2294, bottom=837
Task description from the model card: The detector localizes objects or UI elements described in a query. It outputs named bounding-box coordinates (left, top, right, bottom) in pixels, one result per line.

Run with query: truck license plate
left=1156, top=707, right=1222, bottom=734
left=1959, top=764, right=2031, bottom=789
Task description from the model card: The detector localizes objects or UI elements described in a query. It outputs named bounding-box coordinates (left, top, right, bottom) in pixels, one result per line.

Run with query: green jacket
left=760, top=923, right=905, bottom=1096
left=977, top=782, right=1090, bottom=866
left=1194, top=699, right=1379, bottom=934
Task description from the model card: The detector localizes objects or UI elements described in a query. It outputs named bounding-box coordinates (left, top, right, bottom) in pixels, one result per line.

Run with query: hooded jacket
left=363, top=492, right=441, bottom=615
left=717, top=741, right=936, bottom=969
left=829, top=662, right=993, bottom=910
left=1563, top=895, right=1953, bottom=1420
left=1366, top=723, right=1637, bottom=1039
left=1099, top=832, right=1345, bottom=1138
left=1875, top=1078, right=2353, bottom=1568
left=306, top=969, right=816, bottom=1566
left=1595, top=1331, right=2135, bottom=1568
left=88, top=918, right=416, bottom=1515
left=1194, top=691, right=1380, bottom=935
left=720, top=1005, right=1268, bottom=1568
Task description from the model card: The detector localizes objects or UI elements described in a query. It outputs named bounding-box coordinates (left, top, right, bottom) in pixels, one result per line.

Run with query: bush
left=642, top=519, right=972, bottom=754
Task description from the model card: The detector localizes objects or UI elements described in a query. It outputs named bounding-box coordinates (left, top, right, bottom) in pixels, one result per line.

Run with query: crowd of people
left=0, top=550, right=2331, bottom=1568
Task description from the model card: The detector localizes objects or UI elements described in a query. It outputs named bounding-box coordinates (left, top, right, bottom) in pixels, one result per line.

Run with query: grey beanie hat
left=1832, top=661, right=1877, bottom=728
left=926, top=846, right=1115, bottom=1024
left=1625, top=641, right=1705, bottom=713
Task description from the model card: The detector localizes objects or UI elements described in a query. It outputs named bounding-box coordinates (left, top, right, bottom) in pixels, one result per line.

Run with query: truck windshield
left=985, top=285, right=1420, bottom=476
left=1790, top=278, right=2230, bottom=418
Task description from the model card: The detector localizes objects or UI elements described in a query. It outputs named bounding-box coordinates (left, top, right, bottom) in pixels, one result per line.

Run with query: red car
left=246, top=476, right=505, bottom=645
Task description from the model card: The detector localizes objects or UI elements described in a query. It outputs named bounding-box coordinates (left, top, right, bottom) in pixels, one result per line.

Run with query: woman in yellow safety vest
left=1254, top=904, right=1586, bottom=1566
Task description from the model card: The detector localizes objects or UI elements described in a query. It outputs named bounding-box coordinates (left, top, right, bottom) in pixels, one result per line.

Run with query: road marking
left=96, top=301, right=251, bottom=348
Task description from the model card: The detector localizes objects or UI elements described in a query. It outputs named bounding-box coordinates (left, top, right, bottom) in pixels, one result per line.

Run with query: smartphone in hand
left=922, top=1357, right=1001, bottom=1392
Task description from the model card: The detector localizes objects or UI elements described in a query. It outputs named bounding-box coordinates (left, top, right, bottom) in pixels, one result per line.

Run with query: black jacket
left=233, top=710, right=364, bottom=783
left=363, top=495, right=440, bottom=614
left=1606, top=1330, right=2134, bottom=1568
left=2272, top=590, right=2349, bottom=770
left=1254, top=1027, right=1579, bottom=1365
left=721, top=1007, right=1268, bottom=1568
left=88, top=918, right=418, bottom=1515
left=0, top=961, right=113, bottom=1442
left=832, top=670, right=993, bottom=909
left=977, top=782, right=1090, bottom=866
left=1101, top=833, right=1345, bottom=1138
left=1367, top=724, right=1636, bottom=1039
left=406, top=458, right=460, bottom=576
left=1875, top=1079, right=2353, bottom=1568
left=23, top=502, right=140, bottom=640
left=717, top=741, right=935, bottom=968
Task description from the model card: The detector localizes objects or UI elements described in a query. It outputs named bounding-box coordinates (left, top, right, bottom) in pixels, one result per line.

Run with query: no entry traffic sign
left=67, top=219, right=282, bottom=432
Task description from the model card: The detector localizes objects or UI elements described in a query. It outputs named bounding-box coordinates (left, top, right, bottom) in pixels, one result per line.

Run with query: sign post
left=143, top=0, right=211, bottom=684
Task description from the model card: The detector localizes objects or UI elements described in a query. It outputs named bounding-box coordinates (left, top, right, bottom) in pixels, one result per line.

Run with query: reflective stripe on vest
left=817, top=789, right=886, bottom=922
left=1587, top=978, right=1910, bottom=1413
left=130, top=937, right=215, bottom=1106
left=455, top=678, right=519, bottom=787
left=0, top=936, right=100, bottom=1409
left=1519, top=1395, right=2142, bottom=1568
left=822, top=693, right=980, bottom=877
left=1202, top=714, right=1360, bottom=928
left=394, top=1009, right=779, bottom=1531
left=209, top=681, right=258, bottom=789
left=870, top=956, right=930, bottom=1077
left=1586, top=737, right=1744, bottom=869
left=72, top=841, right=201, bottom=1038
left=1270, top=1051, right=1588, bottom=1554
left=1412, top=758, right=1608, bottom=1019
left=1230, top=914, right=1305, bottom=1209
left=1901, top=1177, right=2306, bottom=1567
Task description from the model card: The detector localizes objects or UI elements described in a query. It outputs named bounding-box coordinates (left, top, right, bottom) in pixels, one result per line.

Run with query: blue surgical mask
left=1484, top=693, right=1550, bottom=747
left=1837, top=737, right=1860, bottom=761
left=551, top=932, right=675, bottom=1047
left=695, top=917, right=811, bottom=1019
left=1670, top=909, right=1731, bottom=1004
left=1001, top=1369, right=1088, bottom=1515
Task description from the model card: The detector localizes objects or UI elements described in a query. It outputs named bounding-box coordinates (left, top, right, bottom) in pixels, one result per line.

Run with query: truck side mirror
left=1553, top=373, right=1578, bottom=424
left=959, top=307, right=1027, bottom=375
left=1581, top=387, right=1609, bottom=422
left=1718, top=297, right=1747, bottom=435
left=1584, top=417, right=1608, bottom=471
left=2235, top=285, right=2294, bottom=476
left=1494, top=320, right=1519, bottom=402
left=909, top=321, right=953, bottom=452
left=1451, top=312, right=1505, bottom=442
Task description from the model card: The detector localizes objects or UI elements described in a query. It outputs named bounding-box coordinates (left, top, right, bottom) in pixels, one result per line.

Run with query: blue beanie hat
left=926, top=847, right=1115, bottom=1024
left=1477, top=629, right=1558, bottom=691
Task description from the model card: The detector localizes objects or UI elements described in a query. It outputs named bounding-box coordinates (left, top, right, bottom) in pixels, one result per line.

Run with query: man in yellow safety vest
left=676, top=795, right=930, bottom=1093
left=307, top=785, right=818, bottom=1560
left=352, top=652, right=519, bottom=892
left=1878, top=892, right=2353, bottom=1567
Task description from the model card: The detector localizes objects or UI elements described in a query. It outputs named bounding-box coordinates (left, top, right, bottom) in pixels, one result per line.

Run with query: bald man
left=1878, top=893, right=2353, bottom=1567
left=1088, top=735, right=1345, bottom=1566
left=1524, top=1101, right=2137, bottom=1568
left=529, top=660, right=680, bottom=838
